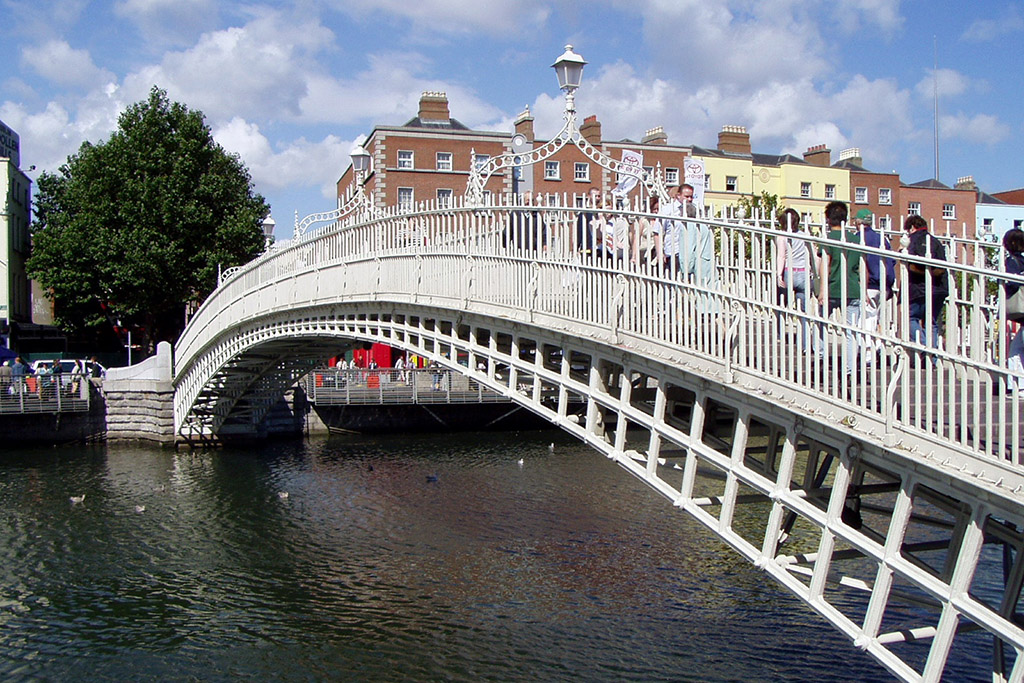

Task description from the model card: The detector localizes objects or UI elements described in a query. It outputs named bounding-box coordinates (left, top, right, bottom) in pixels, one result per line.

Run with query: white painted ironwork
left=174, top=194, right=1024, bottom=682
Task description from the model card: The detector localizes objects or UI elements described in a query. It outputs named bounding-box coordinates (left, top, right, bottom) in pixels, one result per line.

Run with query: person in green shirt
left=818, top=200, right=862, bottom=377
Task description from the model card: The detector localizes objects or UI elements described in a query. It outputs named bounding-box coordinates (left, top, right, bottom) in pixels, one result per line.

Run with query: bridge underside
left=175, top=302, right=1024, bottom=681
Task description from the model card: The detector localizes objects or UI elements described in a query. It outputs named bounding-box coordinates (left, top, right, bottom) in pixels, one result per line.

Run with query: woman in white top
left=775, top=208, right=816, bottom=349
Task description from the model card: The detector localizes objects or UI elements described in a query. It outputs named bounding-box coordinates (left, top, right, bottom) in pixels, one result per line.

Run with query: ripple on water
left=0, top=434, right=949, bottom=682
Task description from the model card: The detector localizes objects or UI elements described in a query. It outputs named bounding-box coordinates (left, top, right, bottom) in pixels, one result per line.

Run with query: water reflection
left=0, top=433, right=903, bottom=681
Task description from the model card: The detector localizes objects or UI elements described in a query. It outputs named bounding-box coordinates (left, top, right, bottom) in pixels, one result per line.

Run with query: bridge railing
left=179, top=193, right=1022, bottom=465
left=305, top=367, right=514, bottom=406
left=0, top=376, right=92, bottom=414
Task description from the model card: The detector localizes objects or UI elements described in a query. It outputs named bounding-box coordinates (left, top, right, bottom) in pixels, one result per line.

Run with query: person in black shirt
left=903, top=214, right=947, bottom=349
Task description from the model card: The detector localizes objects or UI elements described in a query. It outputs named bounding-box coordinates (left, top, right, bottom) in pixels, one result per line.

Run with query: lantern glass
left=551, top=44, right=586, bottom=91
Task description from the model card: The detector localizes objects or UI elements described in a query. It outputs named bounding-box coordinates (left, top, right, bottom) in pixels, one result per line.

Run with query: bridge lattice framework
left=174, top=197, right=1024, bottom=682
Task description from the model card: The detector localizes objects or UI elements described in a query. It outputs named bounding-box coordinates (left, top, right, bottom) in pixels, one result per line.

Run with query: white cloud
left=20, top=40, right=115, bottom=89
left=830, top=0, right=903, bottom=34
left=961, top=7, right=1024, bottom=42
left=114, top=0, right=219, bottom=46
left=939, top=113, right=1011, bottom=145
left=213, top=117, right=353, bottom=203
left=915, top=68, right=970, bottom=99
left=121, top=9, right=334, bottom=122
left=328, top=0, right=551, bottom=35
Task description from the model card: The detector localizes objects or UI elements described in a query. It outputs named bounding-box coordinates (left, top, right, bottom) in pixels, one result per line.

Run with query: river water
left=1, top=431, right=911, bottom=681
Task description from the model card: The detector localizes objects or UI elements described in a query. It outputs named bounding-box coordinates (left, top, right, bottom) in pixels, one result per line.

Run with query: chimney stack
left=803, top=144, right=831, bottom=167
left=581, top=115, right=602, bottom=145
left=718, top=125, right=751, bottom=154
left=838, top=147, right=863, bottom=167
left=955, top=175, right=977, bottom=191
left=418, top=91, right=450, bottom=122
left=641, top=126, right=668, bottom=145
left=514, top=106, right=535, bottom=142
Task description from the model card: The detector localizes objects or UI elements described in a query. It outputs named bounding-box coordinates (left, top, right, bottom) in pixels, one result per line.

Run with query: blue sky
left=2, top=0, right=1022, bottom=239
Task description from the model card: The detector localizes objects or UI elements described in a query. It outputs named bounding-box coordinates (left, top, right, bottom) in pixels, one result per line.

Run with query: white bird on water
left=548, top=443, right=555, bottom=453
left=134, top=505, right=146, bottom=513
left=278, top=491, right=289, bottom=500
left=69, top=494, right=85, bottom=505
left=517, top=458, right=524, bottom=467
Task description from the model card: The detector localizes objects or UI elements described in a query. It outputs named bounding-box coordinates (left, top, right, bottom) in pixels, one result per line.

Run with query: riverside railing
left=0, top=375, right=92, bottom=415
left=306, top=367, right=513, bottom=405
left=179, top=192, right=1022, bottom=466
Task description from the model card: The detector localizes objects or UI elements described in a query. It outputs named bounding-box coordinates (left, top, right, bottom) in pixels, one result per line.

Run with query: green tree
left=734, top=191, right=781, bottom=223
left=29, top=86, right=269, bottom=353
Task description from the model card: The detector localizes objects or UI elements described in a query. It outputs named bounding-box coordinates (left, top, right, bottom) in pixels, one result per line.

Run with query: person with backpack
left=903, top=214, right=948, bottom=350
left=1003, top=228, right=1024, bottom=391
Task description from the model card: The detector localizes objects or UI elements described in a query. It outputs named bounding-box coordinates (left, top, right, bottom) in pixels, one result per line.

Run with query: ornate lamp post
left=294, top=145, right=378, bottom=240
left=261, top=215, right=276, bottom=251
left=466, top=45, right=665, bottom=206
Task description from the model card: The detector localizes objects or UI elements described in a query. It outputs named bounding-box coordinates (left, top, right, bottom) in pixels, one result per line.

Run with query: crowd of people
left=502, top=187, right=1024, bottom=390
left=0, top=356, right=106, bottom=398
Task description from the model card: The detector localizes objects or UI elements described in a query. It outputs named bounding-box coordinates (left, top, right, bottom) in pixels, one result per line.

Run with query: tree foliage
left=29, top=86, right=269, bottom=351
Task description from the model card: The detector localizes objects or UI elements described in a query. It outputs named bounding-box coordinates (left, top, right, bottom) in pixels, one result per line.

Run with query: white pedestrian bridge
left=174, top=196, right=1023, bottom=682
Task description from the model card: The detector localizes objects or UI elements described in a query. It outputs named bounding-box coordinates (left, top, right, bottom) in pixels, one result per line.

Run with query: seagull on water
left=134, top=505, right=146, bottom=513
left=517, top=458, right=524, bottom=467
left=548, top=443, right=555, bottom=452
left=278, top=491, right=289, bottom=500
left=69, top=494, right=85, bottom=505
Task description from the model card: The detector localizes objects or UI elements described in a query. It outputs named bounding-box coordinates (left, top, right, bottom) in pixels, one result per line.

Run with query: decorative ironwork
left=293, top=184, right=378, bottom=241
left=466, top=108, right=668, bottom=206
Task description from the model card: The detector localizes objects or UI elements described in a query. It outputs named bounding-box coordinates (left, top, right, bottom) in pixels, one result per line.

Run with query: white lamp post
left=466, top=44, right=664, bottom=206
left=552, top=44, right=587, bottom=112
left=261, top=215, right=276, bottom=250
left=351, top=145, right=371, bottom=183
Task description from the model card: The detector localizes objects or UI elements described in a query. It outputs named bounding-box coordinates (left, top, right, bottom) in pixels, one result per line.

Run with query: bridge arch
left=174, top=198, right=1024, bottom=681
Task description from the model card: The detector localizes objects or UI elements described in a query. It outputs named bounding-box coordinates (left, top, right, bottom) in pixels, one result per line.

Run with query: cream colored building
left=0, top=119, right=32, bottom=347
left=692, top=126, right=851, bottom=223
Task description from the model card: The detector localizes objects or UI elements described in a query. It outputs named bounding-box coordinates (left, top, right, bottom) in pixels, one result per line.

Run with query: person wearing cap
left=854, top=208, right=895, bottom=362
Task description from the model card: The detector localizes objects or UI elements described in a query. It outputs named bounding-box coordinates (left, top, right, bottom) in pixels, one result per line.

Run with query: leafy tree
left=734, top=191, right=781, bottom=223
left=29, top=86, right=269, bottom=353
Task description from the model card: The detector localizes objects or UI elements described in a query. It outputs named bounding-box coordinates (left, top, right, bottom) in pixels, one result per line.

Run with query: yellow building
left=691, top=126, right=851, bottom=223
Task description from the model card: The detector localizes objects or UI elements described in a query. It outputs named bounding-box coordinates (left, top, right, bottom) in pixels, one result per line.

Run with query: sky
left=2, top=0, right=1022, bottom=240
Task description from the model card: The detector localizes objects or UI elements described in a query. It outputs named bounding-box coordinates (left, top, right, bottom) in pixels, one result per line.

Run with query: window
left=878, top=216, right=891, bottom=230
left=544, top=161, right=560, bottom=180
left=574, top=162, right=590, bottom=182
left=855, top=187, right=868, bottom=203
left=942, top=203, right=956, bottom=220
left=879, top=188, right=892, bottom=205
left=436, top=152, right=452, bottom=171
left=397, top=150, right=414, bottom=169
left=983, top=218, right=993, bottom=228
left=825, top=184, right=835, bottom=199
left=398, top=187, right=414, bottom=209
left=665, top=168, right=679, bottom=185
left=908, top=202, right=921, bottom=216
left=1014, top=219, right=1023, bottom=230
left=726, top=176, right=738, bottom=192
left=437, top=188, right=453, bottom=208
left=801, top=212, right=813, bottom=225
left=474, top=154, right=489, bottom=171
left=704, top=174, right=711, bottom=189
left=800, top=182, right=812, bottom=198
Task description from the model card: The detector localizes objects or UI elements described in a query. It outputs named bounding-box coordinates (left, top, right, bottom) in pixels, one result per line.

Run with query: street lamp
left=552, top=44, right=587, bottom=112
left=293, top=145, right=377, bottom=241
left=261, top=215, right=276, bottom=250
left=466, top=44, right=664, bottom=206
left=351, top=145, right=371, bottom=182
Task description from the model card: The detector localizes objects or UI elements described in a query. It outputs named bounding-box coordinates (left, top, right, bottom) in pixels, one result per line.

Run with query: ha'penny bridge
left=171, top=47, right=1023, bottom=683
left=172, top=191, right=1023, bottom=682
